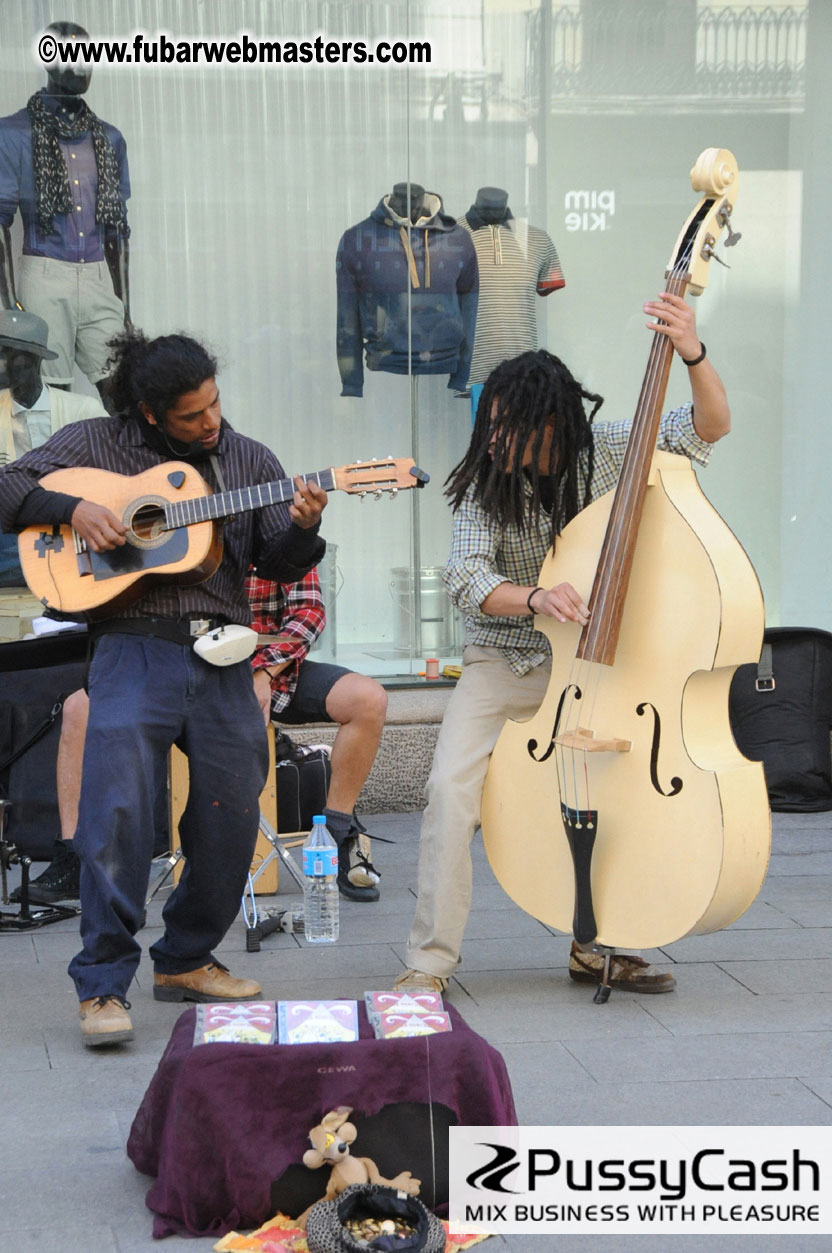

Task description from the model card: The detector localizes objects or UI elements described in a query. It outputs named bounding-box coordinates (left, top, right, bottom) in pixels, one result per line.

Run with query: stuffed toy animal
left=297, top=1105, right=420, bottom=1227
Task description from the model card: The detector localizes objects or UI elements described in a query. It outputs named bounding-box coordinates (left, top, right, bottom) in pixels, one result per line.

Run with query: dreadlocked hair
left=106, top=329, right=218, bottom=423
left=445, top=349, right=603, bottom=547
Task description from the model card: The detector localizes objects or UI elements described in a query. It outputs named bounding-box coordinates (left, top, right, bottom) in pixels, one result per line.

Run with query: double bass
left=480, top=150, right=770, bottom=994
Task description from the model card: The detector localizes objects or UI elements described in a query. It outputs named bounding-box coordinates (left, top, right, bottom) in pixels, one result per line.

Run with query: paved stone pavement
left=0, top=810, right=829, bottom=1251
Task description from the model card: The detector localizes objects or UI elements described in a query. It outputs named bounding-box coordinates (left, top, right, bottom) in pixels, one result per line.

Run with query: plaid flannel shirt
left=246, top=569, right=326, bottom=716
left=444, top=402, right=713, bottom=675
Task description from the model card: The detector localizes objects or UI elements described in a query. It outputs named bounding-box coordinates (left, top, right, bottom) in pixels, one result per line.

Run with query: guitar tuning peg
left=390, top=488, right=398, bottom=499
left=374, top=489, right=383, bottom=500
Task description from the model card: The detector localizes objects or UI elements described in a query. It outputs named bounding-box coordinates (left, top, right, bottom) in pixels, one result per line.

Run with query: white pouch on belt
left=193, top=623, right=258, bottom=667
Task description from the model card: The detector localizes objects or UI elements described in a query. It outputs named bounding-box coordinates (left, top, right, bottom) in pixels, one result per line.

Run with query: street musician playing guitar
left=0, top=328, right=329, bottom=1047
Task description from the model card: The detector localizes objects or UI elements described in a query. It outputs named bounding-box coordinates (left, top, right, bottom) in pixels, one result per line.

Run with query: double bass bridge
left=553, top=725, right=631, bottom=754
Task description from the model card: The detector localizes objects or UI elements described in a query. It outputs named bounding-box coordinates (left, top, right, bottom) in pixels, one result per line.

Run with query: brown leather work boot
left=78, top=995, right=134, bottom=1047
left=153, top=961, right=261, bottom=1003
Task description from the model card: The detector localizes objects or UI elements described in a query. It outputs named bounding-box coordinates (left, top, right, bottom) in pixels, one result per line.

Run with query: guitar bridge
left=74, top=530, right=92, bottom=577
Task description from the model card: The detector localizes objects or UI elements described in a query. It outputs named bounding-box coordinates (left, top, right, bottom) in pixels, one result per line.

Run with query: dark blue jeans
left=68, top=633, right=269, bottom=1001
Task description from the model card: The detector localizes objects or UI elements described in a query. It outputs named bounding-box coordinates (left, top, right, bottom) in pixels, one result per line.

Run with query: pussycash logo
left=465, top=1141, right=821, bottom=1201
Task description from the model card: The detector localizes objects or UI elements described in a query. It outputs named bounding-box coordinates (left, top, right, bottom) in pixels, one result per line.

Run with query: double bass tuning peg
left=701, top=233, right=731, bottom=269
left=717, top=204, right=742, bottom=248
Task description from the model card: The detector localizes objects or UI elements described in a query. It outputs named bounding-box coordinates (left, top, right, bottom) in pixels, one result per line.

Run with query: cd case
left=277, top=1000, right=360, bottom=1044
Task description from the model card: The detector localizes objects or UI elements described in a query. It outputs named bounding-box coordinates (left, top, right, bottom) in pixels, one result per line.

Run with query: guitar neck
left=164, top=468, right=337, bottom=530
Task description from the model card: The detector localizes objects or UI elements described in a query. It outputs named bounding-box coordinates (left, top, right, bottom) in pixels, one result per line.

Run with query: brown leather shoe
left=79, top=995, right=134, bottom=1047
left=569, top=941, right=676, bottom=994
left=153, top=961, right=261, bottom=1003
left=393, top=968, right=449, bottom=994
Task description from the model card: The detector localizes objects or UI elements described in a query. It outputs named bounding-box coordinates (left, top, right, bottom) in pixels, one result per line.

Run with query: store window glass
left=1, top=1, right=827, bottom=671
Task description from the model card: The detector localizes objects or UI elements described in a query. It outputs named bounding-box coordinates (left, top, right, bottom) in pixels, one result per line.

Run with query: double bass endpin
left=593, top=947, right=614, bottom=1005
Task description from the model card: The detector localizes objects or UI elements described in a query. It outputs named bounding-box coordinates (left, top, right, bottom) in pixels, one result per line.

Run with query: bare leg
left=323, top=673, right=387, bottom=813
left=321, top=672, right=386, bottom=901
left=58, top=689, right=89, bottom=839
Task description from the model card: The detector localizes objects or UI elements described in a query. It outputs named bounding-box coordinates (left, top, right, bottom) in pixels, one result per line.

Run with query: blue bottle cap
left=312, top=815, right=326, bottom=824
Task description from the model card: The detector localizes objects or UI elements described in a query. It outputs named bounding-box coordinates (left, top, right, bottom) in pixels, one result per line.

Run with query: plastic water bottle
left=302, top=815, right=340, bottom=943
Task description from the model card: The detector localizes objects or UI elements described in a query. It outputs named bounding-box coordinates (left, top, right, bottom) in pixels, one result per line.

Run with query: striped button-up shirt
left=0, top=415, right=324, bottom=625
left=444, top=402, right=712, bottom=675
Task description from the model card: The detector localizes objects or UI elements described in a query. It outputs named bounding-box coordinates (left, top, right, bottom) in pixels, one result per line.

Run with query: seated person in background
left=0, top=307, right=104, bottom=585
left=22, top=569, right=387, bottom=906
left=248, top=569, right=386, bottom=902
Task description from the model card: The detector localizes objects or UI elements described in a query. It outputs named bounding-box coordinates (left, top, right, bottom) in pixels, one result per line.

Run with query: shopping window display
left=0, top=1, right=824, bottom=674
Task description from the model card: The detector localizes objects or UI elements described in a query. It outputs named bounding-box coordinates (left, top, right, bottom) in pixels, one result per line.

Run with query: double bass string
left=551, top=242, right=696, bottom=825
left=588, top=257, right=693, bottom=670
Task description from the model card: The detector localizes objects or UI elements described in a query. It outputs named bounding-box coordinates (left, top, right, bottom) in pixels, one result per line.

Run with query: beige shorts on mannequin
left=19, top=255, right=124, bottom=386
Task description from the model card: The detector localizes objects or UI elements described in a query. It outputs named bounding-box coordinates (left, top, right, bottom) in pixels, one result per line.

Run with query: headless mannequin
left=472, top=186, right=510, bottom=225
left=0, top=22, right=130, bottom=411
left=388, top=181, right=426, bottom=224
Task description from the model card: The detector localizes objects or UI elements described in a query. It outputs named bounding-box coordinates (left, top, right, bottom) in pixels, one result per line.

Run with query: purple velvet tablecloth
left=127, top=1002, right=517, bottom=1239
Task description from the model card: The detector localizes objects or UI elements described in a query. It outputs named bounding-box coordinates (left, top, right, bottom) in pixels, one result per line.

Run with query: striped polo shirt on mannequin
left=459, top=209, right=565, bottom=387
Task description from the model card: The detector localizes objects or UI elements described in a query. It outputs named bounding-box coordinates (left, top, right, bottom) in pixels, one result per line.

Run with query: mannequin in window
left=459, top=186, right=565, bottom=391
left=0, top=21, right=131, bottom=413
left=387, top=182, right=426, bottom=225
left=0, top=306, right=104, bottom=585
left=336, top=183, right=478, bottom=396
left=472, top=186, right=510, bottom=225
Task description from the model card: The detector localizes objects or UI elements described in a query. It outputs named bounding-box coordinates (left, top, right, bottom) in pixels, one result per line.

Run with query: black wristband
left=527, top=587, right=544, bottom=613
left=681, top=342, right=706, bottom=367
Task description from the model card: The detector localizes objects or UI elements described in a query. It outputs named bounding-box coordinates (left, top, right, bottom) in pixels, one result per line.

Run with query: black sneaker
left=337, top=835, right=380, bottom=902
left=10, top=837, right=80, bottom=904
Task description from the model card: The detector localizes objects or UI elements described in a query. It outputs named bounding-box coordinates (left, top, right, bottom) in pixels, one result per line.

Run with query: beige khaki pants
left=20, top=256, right=124, bottom=385
left=405, top=644, right=551, bottom=977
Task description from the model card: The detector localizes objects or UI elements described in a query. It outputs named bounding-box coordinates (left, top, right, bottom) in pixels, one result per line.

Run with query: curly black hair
left=106, top=329, right=218, bottom=423
left=445, top=349, right=603, bottom=547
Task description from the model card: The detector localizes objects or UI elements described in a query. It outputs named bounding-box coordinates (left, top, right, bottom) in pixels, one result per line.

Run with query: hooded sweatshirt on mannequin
left=336, top=189, right=478, bottom=397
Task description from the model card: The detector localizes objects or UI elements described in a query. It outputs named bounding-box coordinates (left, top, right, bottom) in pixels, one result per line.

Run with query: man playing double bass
left=394, top=291, right=730, bottom=996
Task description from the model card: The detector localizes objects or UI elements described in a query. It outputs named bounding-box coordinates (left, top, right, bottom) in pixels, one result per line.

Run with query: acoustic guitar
left=18, top=457, right=428, bottom=618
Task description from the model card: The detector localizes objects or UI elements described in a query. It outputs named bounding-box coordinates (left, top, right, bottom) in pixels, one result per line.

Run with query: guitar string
left=166, top=468, right=342, bottom=529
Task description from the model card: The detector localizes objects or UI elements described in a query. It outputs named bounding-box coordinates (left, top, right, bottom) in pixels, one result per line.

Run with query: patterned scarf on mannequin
left=26, top=92, right=129, bottom=237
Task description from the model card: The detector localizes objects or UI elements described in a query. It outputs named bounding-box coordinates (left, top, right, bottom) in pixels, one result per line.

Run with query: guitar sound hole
left=128, top=499, right=170, bottom=548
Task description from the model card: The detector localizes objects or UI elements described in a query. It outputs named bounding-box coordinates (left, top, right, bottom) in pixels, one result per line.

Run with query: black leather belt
left=92, top=616, right=228, bottom=648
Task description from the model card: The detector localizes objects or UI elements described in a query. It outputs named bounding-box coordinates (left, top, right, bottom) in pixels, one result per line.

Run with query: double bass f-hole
left=636, top=701, right=684, bottom=797
left=526, top=683, right=582, bottom=763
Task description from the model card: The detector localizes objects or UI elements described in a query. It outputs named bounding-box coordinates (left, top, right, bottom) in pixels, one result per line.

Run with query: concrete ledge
left=283, top=684, right=453, bottom=813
